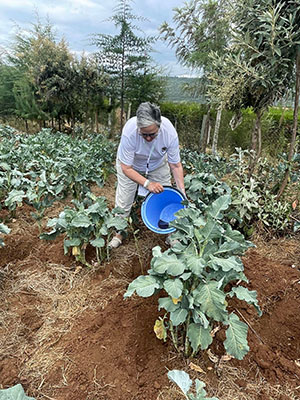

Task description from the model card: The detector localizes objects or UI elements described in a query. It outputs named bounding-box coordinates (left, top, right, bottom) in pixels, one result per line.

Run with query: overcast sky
left=0, top=0, right=197, bottom=76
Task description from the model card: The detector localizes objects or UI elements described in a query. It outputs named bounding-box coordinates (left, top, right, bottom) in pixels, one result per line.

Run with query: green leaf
left=188, top=323, right=213, bottom=353
left=0, top=383, right=35, bottom=400
left=170, top=308, right=189, bottom=326
left=213, top=240, right=244, bottom=255
left=207, top=194, right=231, bottom=219
left=181, top=272, right=192, bottom=281
left=200, top=219, right=221, bottom=242
left=195, top=379, right=219, bottom=400
left=5, top=189, right=25, bottom=207
left=185, top=255, right=206, bottom=275
left=170, top=217, right=194, bottom=236
left=40, top=229, right=61, bottom=241
left=124, top=275, right=161, bottom=298
left=163, top=278, right=183, bottom=298
left=152, top=253, right=185, bottom=276
left=152, top=245, right=163, bottom=258
left=167, top=370, right=192, bottom=395
left=224, top=313, right=249, bottom=360
left=71, top=213, right=91, bottom=227
left=105, top=215, right=127, bottom=231
left=229, top=286, right=262, bottom=316
left=209, top=256, right=244, bottom=272
left=64, top=238, right=81, bottom=248
left=192, top=309, right=210, bottom=329
left=90, top=237, right=105, bottom=248
left=0, top=223, right=10, bottom=235
left=224, top=224, right=253, bottom=246
left=158, top=297, right=180, bottom=312
left=194, top=281, right=227, bottom=321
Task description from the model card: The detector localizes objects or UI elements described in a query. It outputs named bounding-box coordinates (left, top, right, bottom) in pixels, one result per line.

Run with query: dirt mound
left=0, top=201, right=300, bottom=399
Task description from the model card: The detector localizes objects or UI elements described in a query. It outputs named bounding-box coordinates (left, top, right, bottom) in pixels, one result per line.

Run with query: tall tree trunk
left=199, top=106, right=211, bottom=153
left=199, top=114, right=208, bottom=152
left=127, top=102, right=132, bottom=121
left=206, top=123, right=211, bottom=145
left=108, top=97, right=112, bottom=138
left=277, top=51, right=300, bottom=199
left=212, top=106, right=222, bottom=155
left=120, top=41, right=125, bottom=131
left=202, top=115, right=211, bottom=154
left=249, top=109, right=262, bottom=174
left=207, top=124, right=211, bottom=145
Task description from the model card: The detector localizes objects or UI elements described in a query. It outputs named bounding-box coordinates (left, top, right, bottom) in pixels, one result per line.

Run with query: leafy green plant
left=227, top=148, right=297, bottom=235
left=125, top=194, right=261, bottom=360
left=257, top=191, right=291, bottom=232
left=0, top=383, right=35, bottom=400
left=0, top=222, right=10, bottom=247
left=25, top=171, right=64, bottom=232
left=184, top=173, right=231, bottom=212
left=230, top=177, right=260, bottom=236
left=181, top=149, right=234, bottom=178
left=0, top=128, right=116, bottom=205
left=168, top=370, right=218, bottom=400
left=4, top=189, right=26, bottom=218
left=41, top=193, right=127, bottom=266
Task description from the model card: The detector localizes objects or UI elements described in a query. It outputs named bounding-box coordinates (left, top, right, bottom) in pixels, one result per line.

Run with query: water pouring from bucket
left=141, top=186, right=186, bottom=234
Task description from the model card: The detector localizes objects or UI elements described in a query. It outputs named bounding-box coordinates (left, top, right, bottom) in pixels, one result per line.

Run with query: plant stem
left=76, top=249, right=93, bottom=268
left=199, top=239, right=208, bottom=258
left=169, top=321, right=179, bottom=352
left=184, top=313, right=191, bottom=357
left=106, top=234, right=111, bottom=261
left=96, top=247, right=101, bottom=264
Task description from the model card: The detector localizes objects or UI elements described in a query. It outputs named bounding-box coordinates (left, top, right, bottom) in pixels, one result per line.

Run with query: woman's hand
left=148, top=181, right=164, bottom=194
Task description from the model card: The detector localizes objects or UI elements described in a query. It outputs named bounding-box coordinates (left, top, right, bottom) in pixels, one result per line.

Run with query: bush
left=159, top=103, right=296, bottom=156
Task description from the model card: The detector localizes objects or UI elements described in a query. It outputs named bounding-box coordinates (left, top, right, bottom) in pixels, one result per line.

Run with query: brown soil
left=0, top=188, right=300, bottom=400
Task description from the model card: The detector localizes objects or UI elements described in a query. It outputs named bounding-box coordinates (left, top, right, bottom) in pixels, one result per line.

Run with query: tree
left=72, top=55, right=107, bottom=132
left=7, top=19, right=74, bottom=128
left=208, top=0, right=300, bottom=175
left=4, top=17, right=107, bottom=132
left=125, top=66, right=166, bottom=113
left=0, top=63, right=17, bottom=120
left=91, top=0, right=160, bottom=130
left=160, top=0, right=232, bottom=153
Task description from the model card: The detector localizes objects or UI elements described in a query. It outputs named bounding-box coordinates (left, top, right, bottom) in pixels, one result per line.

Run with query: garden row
left=0, top=125, right=123, bottom=255
left=0, top=124, right=298, bottom=257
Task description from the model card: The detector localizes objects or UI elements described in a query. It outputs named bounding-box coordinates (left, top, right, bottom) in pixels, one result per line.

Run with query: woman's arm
left=121, top=162, right=164, bottom=193
left=168, top=162, right=185, bottom=194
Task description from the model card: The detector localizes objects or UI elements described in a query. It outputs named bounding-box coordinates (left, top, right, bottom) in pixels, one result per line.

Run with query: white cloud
left=0, top=0, right=189, bottom=75
left=0, top=0, right=34, bottom=9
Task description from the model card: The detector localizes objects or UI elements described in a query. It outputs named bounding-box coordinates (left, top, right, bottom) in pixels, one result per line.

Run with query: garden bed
left=0, top=188, right=299, bottom=400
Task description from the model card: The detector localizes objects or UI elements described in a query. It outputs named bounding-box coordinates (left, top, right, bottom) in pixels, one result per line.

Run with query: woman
left=109, top=102, right=185, bottom=249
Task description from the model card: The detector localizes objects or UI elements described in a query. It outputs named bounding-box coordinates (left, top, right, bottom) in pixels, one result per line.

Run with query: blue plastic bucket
left=141, top=186, right=186, bottom=234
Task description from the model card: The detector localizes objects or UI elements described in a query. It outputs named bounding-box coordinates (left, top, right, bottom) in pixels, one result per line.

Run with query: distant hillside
left=163, top=76, right=205, bottom=103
